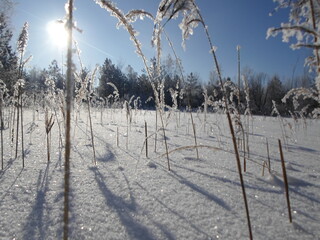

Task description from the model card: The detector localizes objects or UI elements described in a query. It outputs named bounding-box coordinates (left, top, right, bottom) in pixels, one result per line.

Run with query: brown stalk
left=45, top=112, right=55, bottom=162
left=262, top=161, right=267, bottom=176
left=20, top=93, right=25, bottom=166
left=154, top=110, right=157, bottom=153
left=15, top=94, right=20, bottom=160
left=64, top=0, right=73, bottom=239
left=266, top=138, right=271, bottom=173
left=278, top=139, right=292, bottom=223
left=159, top=110, right=170, bottom=171
left=190, top=3, right=253, bottom=237
left=145, top=121, right=148, bottom=158
left=190, top=112, right=199, bottom=160
left=87, top=99, right=96, bottom=165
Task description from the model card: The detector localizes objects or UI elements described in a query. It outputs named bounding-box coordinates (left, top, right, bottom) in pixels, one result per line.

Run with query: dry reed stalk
left=15, top=95, right=20, bottom=159
left=246, top=131, right=250, bottom=163
left=145, top=121, right=148, bottom=158
left=126, top=119, right=129, bottom=150
left=10, top=106, right=15, bottom=145
left=45, top=111, right=55, bottom=162
left=243, top=133, right=246, bottom=172
left=53, top=108, right=64, bottom=150
left=158, top=145, right=221, bottom=158
left=159, top=110, right=170, bottom=171
left=64, top=1, right=73, bottom=239
left=190, top=112, right=199, bottom=160
left=87, top=99, right=96, bottom=165
left=190, top=4, right=253, bottom=235
left=154, top=110, right=157, bottom=153
left=226, top=111, right=253, bottom=239
left=262, top=161, right=267, bottom=176
left=20, top=95, right=25, bottom=166
left=266, top=138, right=271, bottom=173
left=278, top=139, right=292, bottom=223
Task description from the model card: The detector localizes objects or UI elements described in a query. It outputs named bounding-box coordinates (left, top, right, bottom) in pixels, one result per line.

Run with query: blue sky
left=11, top=0, right=311, bottom=83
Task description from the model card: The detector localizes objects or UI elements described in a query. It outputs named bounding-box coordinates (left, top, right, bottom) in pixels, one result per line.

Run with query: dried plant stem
left=20, top=94, right=25, bottom=166
left=226, top=111, right=253, bottom=239
left=45, top=111, right=54, bottom=162
left=266, top=138, right=271, bottom=173
left=0, top=100, right=3, bottom=170
left=243, top=133, right=246, bottom=172
left=87, top=100, right=96, bottom=165
left=54, top=108, right=64, bottom=150
left=192, top=6, right=252, bottom=237
left=126, top=118, right=129, bottom=150
left=145, top=121, right=148, bottom=158
left=64, top=0, right=73, bottom=239
left=10, top=106, right=15, bottom=145
left=262, top=161, right=267, bottom=176
left=154, top=110, right=157, bottom=153
left=159, top=110, right=170, bottom=171
left=190, top=112, right=199, bottom=160
left=15, top=96, right=20, bottom=159
left=47, top=132, right=51, bottom=162
left=278, top=139, right=292, bottom=223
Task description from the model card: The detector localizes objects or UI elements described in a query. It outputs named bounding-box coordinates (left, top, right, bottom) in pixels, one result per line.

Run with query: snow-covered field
left=0, top=108, right=319, bottom=239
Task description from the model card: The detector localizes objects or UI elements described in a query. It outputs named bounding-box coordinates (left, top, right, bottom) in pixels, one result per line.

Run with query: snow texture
left=0, top=109, right=320, bottom=239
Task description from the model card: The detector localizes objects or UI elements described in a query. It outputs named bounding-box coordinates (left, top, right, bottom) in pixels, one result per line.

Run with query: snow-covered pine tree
left=0, top=13, right=18, bottom=93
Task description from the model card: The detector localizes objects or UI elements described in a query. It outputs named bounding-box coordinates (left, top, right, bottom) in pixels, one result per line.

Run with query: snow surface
left=0, top=108, right=319, bottom=239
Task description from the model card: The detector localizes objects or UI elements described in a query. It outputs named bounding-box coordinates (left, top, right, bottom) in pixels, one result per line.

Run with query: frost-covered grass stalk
left=0, top=80, right=6, bottom=170
left=190, top=112, right=199, bottom=160
left=266, top=138, right=271, bottom=173
left=187, top=1, right=253, bottom=238
left=271, top=100, right=288, bottom=150
left=64, top=0, right=73, bottom=239
left=74, top=52, right=98, bottom=165
left=154, top=109, right=158, bottom=153
left=13, top=79, right=25, bottom=165
left=124, top=101, right=130, bottom=150
left=45, top=109, right=55, bottom=162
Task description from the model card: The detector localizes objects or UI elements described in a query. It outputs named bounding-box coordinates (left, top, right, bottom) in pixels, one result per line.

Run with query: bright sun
left=46, top=20, right=68, bottom=48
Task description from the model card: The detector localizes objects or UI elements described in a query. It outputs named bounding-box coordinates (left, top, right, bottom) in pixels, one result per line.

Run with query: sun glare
left=46, top=20, right=68, bottom=48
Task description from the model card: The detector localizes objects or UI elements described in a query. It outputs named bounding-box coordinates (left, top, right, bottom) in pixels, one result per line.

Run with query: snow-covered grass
left=0, top=108, right=319, bottom=239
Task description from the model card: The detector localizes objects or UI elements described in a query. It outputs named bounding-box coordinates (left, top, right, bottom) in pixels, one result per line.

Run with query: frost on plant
left=268, top=0, right=320, bottom=117
left=154, top=0, right=202, bottom=50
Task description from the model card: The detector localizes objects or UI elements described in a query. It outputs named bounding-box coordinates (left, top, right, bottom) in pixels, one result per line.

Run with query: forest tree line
left=1, top=12, right=319, bottom=117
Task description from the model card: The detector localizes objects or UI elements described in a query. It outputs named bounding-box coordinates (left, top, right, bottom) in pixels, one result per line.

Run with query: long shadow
left=136, top=182, right=210, bottom=239
left=0, top=168, right=23, bottom=202
left=22, top=163, right=51, bottom=240
left=175, top=165, right=283, bottom=195
left=89, top=167, right=156, bottom=240
left=170, top=170, right=231, bottom=211
left=287, top=144, right=320, bottom=155
left=0, top=157, right=16, bottom=180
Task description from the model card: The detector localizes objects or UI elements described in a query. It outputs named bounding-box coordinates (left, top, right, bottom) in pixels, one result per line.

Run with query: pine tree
left=0, top=13, right=18, bottom=93
left=48, top=60, right=64, bottom=90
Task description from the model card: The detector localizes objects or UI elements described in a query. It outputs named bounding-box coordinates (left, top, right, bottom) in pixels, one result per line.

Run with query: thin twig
left=278, top=139, right=292, bottom=223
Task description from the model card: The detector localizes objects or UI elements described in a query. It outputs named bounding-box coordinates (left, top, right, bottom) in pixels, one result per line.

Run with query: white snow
left=0, top=108, right=319, bottom=239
